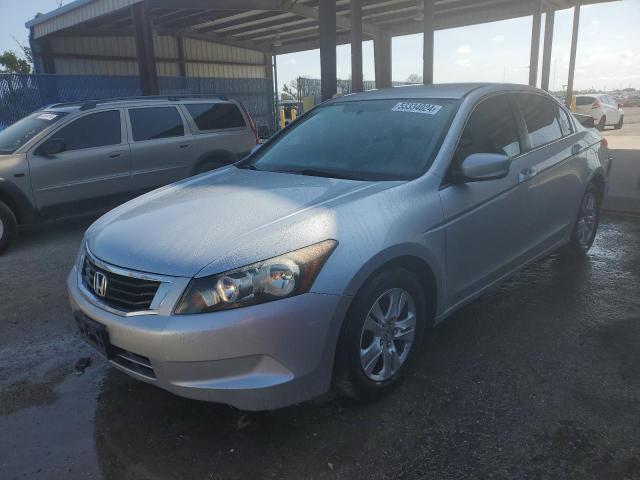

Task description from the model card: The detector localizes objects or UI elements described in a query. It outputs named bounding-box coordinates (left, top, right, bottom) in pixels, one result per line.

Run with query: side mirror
left=457, top=153, right=510, bottom=183
left=38, top=138, right=66, bottom=156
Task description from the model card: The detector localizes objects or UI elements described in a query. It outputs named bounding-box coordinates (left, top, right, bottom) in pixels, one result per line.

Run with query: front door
left=28, top=109, right=131, bottom=217
left=439, top=94, right=540, bottom=310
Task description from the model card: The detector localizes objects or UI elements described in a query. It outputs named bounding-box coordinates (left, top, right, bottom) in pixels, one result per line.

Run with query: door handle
left=519, top=166, right=538, bottom=183
left=179, top=144, right=191, bottom=149
left=109, top=152, right=122, bottom=158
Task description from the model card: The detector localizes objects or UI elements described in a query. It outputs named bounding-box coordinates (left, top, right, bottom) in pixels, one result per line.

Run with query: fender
left=0, top=178, right=36, bottom=224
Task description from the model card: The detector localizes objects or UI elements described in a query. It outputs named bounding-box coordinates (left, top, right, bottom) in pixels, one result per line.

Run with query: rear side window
left=185, top=103, right=246, bottom=131
left=576, top=96, right=595, bottom=106
left=451, top=95, right=521, bottom=170
left=129, top=107, right=184, bottom=141
left=516, top=94, right=562, bottom=148
left=53, top=110, right=121, bottom=151
left=557, top=106, right=574, bottom=136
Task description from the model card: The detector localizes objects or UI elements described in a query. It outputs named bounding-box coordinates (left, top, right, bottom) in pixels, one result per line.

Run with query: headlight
left=174, top=240, right=337, bottom=315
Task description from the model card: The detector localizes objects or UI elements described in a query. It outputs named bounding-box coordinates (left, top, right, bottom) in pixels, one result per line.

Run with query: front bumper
left=67, top=268, right=349, bottom=410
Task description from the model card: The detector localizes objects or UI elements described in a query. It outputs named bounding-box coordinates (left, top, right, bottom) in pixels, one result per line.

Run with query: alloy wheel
left=359, top=288, right=417, bottom=382
left=577, top=191, right=597, bottom=248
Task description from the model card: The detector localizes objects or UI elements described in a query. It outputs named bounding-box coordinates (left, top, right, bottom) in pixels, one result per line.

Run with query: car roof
left=331, top=83, right=543, bottom=103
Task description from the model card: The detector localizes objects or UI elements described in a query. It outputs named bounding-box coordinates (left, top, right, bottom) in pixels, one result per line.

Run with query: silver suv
left=0, top=95, right=258, bottom=253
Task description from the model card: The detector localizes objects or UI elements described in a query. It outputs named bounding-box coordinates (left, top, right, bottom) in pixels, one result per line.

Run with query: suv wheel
left=562, top=183, right=601, bottom=256
left=334, top=267, right=428, bottom=400
left=0, top=201, right=17, bottom=254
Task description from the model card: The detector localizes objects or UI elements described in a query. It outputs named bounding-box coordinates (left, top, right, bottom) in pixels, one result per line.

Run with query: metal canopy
left=27, top=0, right=614, bottom=55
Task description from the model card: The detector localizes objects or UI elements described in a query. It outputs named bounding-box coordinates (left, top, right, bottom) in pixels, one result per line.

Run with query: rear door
left=126, top=105, right=196, bottom=192
left=440, top=93, right=540, bottom=308
left=512, top=93, right=588, bottom=251
left=28, top=109, right=131, bottom=216
left=182, top=101, right=255, bottom=165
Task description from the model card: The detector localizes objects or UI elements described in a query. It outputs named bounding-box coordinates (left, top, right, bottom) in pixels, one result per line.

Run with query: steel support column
left=350, top=0, right=363, bottom=93
left=540, top=10, right=555, bottom=91
left=423, top=0, right=434, bottom=85
left=176, top=35, right=186, bottom=77
left=132, top=1, right=159, bottom=96
left=374, top=30, right=392, bottom=89
left=528, top=0, right=542, bottom=86
left=565, top=0, right=581, bottom=107
left=319, top=0, right=337, bottom=101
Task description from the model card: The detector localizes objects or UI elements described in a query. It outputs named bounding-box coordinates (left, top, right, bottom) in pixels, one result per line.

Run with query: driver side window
left=51, top=110, right=122, bottom=152
left=450, top=95, right=521, bottom=175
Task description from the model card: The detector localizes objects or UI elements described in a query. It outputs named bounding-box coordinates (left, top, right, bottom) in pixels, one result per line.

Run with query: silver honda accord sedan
left=68, top=84, right=610, bottom=410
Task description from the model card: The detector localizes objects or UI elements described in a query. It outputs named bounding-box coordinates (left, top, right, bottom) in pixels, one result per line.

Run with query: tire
left=614, top=115, right=623, bottom=130
left=0, top=201, right=17, bottom=254
left=562, top=183, right=601, bottom=257
left=194, top=160, right=225, bottom=175
left=333, top=267, right=429, bottom=400
left=597, top=115, right=606, bottom=131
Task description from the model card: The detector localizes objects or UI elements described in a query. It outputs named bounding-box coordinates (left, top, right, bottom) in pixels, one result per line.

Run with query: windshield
left=0, top=111, right=69, bottom=154
left=239, top=99, right=458, bottom=181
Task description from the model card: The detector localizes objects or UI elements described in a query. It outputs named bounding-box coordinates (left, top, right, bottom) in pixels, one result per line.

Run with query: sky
left=1, top=0, right=638, bottom=92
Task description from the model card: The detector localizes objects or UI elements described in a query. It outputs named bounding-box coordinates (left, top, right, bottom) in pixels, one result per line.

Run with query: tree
left=280, top=80, right=298, bottom=101
left=0, top=50, right=32, bottom=74
left=406, top=73, right=423, bottom=84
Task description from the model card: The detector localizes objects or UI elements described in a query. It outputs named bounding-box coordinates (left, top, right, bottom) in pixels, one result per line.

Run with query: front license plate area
left=75, top=313, right=113, bottom=359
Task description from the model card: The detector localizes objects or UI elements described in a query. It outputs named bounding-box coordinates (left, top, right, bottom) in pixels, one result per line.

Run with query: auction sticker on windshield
left=37, top=113, right=59, bottom=121
left=392, top=102, right=442, bottom=115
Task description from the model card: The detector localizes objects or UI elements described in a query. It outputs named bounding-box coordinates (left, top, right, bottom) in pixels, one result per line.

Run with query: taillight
left=592, top=99, right=601, bottom=109
left=239, top=102, right=259, bottom=144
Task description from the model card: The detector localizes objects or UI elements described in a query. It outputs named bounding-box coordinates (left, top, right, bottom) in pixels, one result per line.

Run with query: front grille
left=82, top=256, right=160, bottom=313
left=111, top=346, right=156, bottom=379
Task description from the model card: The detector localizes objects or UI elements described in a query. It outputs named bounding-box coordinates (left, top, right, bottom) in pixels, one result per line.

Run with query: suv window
left=451, top=95, right=521, bottom=171
left=51, top=110, right=121, bottom=151
left=129, top=107, right=184, bottom=141
left=516, top=94, right=562, bottom=148
left=185, top=103, right=246, bottom=131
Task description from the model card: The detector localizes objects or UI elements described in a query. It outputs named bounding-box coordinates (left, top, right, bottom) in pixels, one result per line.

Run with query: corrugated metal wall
left=48, top=35, right=266, bottom=79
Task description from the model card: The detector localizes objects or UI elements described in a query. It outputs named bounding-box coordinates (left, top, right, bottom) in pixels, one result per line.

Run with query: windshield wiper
left=277, top=169, right=362, bottom=180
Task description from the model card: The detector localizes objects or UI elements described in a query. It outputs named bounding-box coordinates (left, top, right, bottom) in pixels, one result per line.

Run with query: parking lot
left=1, top=133, right=639, bottom=479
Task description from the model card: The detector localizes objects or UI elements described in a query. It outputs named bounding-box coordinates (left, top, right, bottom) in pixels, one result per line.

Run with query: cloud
left=591, top=20, right=600, bottom=25
left=492, top=35, right=505, bottom=42
left=456, top=45, right=471, bottom=54
left=288, top=58, right=297, bottom=65
left=456, top=57, right=471, bottom=67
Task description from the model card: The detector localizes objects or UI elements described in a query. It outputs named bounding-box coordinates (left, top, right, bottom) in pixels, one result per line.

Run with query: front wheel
left=0, top=201, right=17, bottom=254
left=614, top=115, right=624, bottom=130
left=562, top=183, right=601, bottom=256
left=333, top=267, right=428, bottom=400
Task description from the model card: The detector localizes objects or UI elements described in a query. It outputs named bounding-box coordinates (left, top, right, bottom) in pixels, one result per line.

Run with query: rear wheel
left=0, top=201, right=17, bottom=254
left=194, top=160, right=225, bottom=175
left=562, top=183, right=601, bottom=256
left=614, top=115, right=624, bottom=130
left=333, top=267, right=428, bottom=400
left=597, top=115, right=606, bottom=131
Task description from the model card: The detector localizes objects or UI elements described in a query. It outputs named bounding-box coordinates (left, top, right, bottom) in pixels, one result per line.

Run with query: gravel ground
left=0, top=210, right=639, bottom=480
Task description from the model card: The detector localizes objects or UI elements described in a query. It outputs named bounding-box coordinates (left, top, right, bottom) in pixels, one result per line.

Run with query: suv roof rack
left=41, top=94, right=228, bottom=111
left=79, top=94, right=229, bottom=110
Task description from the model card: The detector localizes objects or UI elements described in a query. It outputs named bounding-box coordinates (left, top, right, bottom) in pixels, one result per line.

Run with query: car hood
left=86, top=166, right=382, bottom=277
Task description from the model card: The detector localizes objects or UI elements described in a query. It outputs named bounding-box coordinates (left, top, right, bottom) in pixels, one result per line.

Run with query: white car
left=575, top=94, right=624, bottom=130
